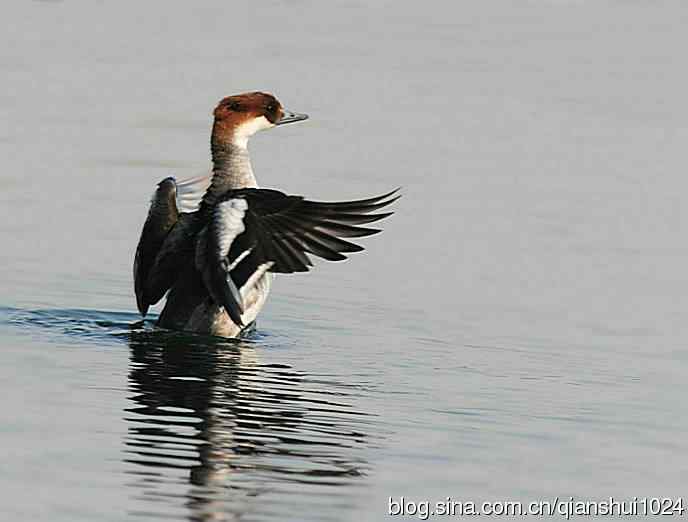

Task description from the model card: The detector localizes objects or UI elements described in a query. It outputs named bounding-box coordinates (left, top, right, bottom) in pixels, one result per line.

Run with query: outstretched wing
left=195, top=188, right=399, bottom=327
left=133, top=174, right=211, bottom=316
left=134, top=178, right=179, bottom=316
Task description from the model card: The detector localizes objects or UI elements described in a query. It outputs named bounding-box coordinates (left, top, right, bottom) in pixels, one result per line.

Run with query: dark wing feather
left=244, top=187, right=399, bottom=272
left=196, top=188, right=399, bottom=324
left=245, top=188, right=400, bottom=271
left=133, top=178, right=179, bottom=316
left=143, top=213, right=201, bottom=306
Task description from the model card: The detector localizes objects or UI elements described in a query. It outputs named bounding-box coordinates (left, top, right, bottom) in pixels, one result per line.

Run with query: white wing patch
left=228, top=247, right=253, bottom=271
left=214, top=199, right=248, bottom=259
left=176, top=173, right=212, bottom=213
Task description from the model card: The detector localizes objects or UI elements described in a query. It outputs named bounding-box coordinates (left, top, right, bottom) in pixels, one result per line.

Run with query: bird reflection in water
left=124, top=328, right=371, bottom=521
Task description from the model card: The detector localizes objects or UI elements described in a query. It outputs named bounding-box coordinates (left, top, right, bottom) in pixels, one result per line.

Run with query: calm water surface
left=2, top=1, right=688, bottom=520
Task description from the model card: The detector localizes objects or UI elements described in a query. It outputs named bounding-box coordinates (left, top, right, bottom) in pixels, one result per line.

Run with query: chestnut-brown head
left=212, top=92, right=308, bottom=149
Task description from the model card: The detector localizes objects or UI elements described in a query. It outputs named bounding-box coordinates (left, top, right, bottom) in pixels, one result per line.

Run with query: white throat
left=231, top=115, right=274, bottom=149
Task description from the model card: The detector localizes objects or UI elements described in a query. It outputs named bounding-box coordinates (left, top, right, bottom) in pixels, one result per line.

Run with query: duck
left=133, top=92, right=398, bottom=338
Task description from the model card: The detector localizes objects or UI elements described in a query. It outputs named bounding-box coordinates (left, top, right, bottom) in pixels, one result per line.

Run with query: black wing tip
left=370, top=211, right=394, bottom=221
left=135, top=294, right=149, bottom=317
left=158, top=177, right=177, bottom=187
left=371, top=186, right=402, bottom=202
left=368, top=190, right=401, bottom=209
left=387, top=186, right=402, bottom=197
left=320, top=250, right=348, bottom=261
left=305, top=187, right=401, bottom=208
left=353, top=227, right=383, bottom=237
left=343, top=243, right=365, bottom=253
left=372, top=198, right=399, bottom=212
left=372, top=187, right=402, bottom=205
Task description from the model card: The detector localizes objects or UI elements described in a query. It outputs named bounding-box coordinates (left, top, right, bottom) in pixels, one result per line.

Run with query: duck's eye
left=228, top=102, right=240, bottom=111
left=266, top=104, right=276, bottom=113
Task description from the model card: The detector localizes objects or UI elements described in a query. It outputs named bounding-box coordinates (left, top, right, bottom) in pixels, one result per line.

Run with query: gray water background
left=1, top=1, right=687, bottom=520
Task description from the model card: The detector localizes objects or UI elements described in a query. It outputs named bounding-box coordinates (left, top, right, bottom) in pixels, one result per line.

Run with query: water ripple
left=0, top=306, right=373, bottom=521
